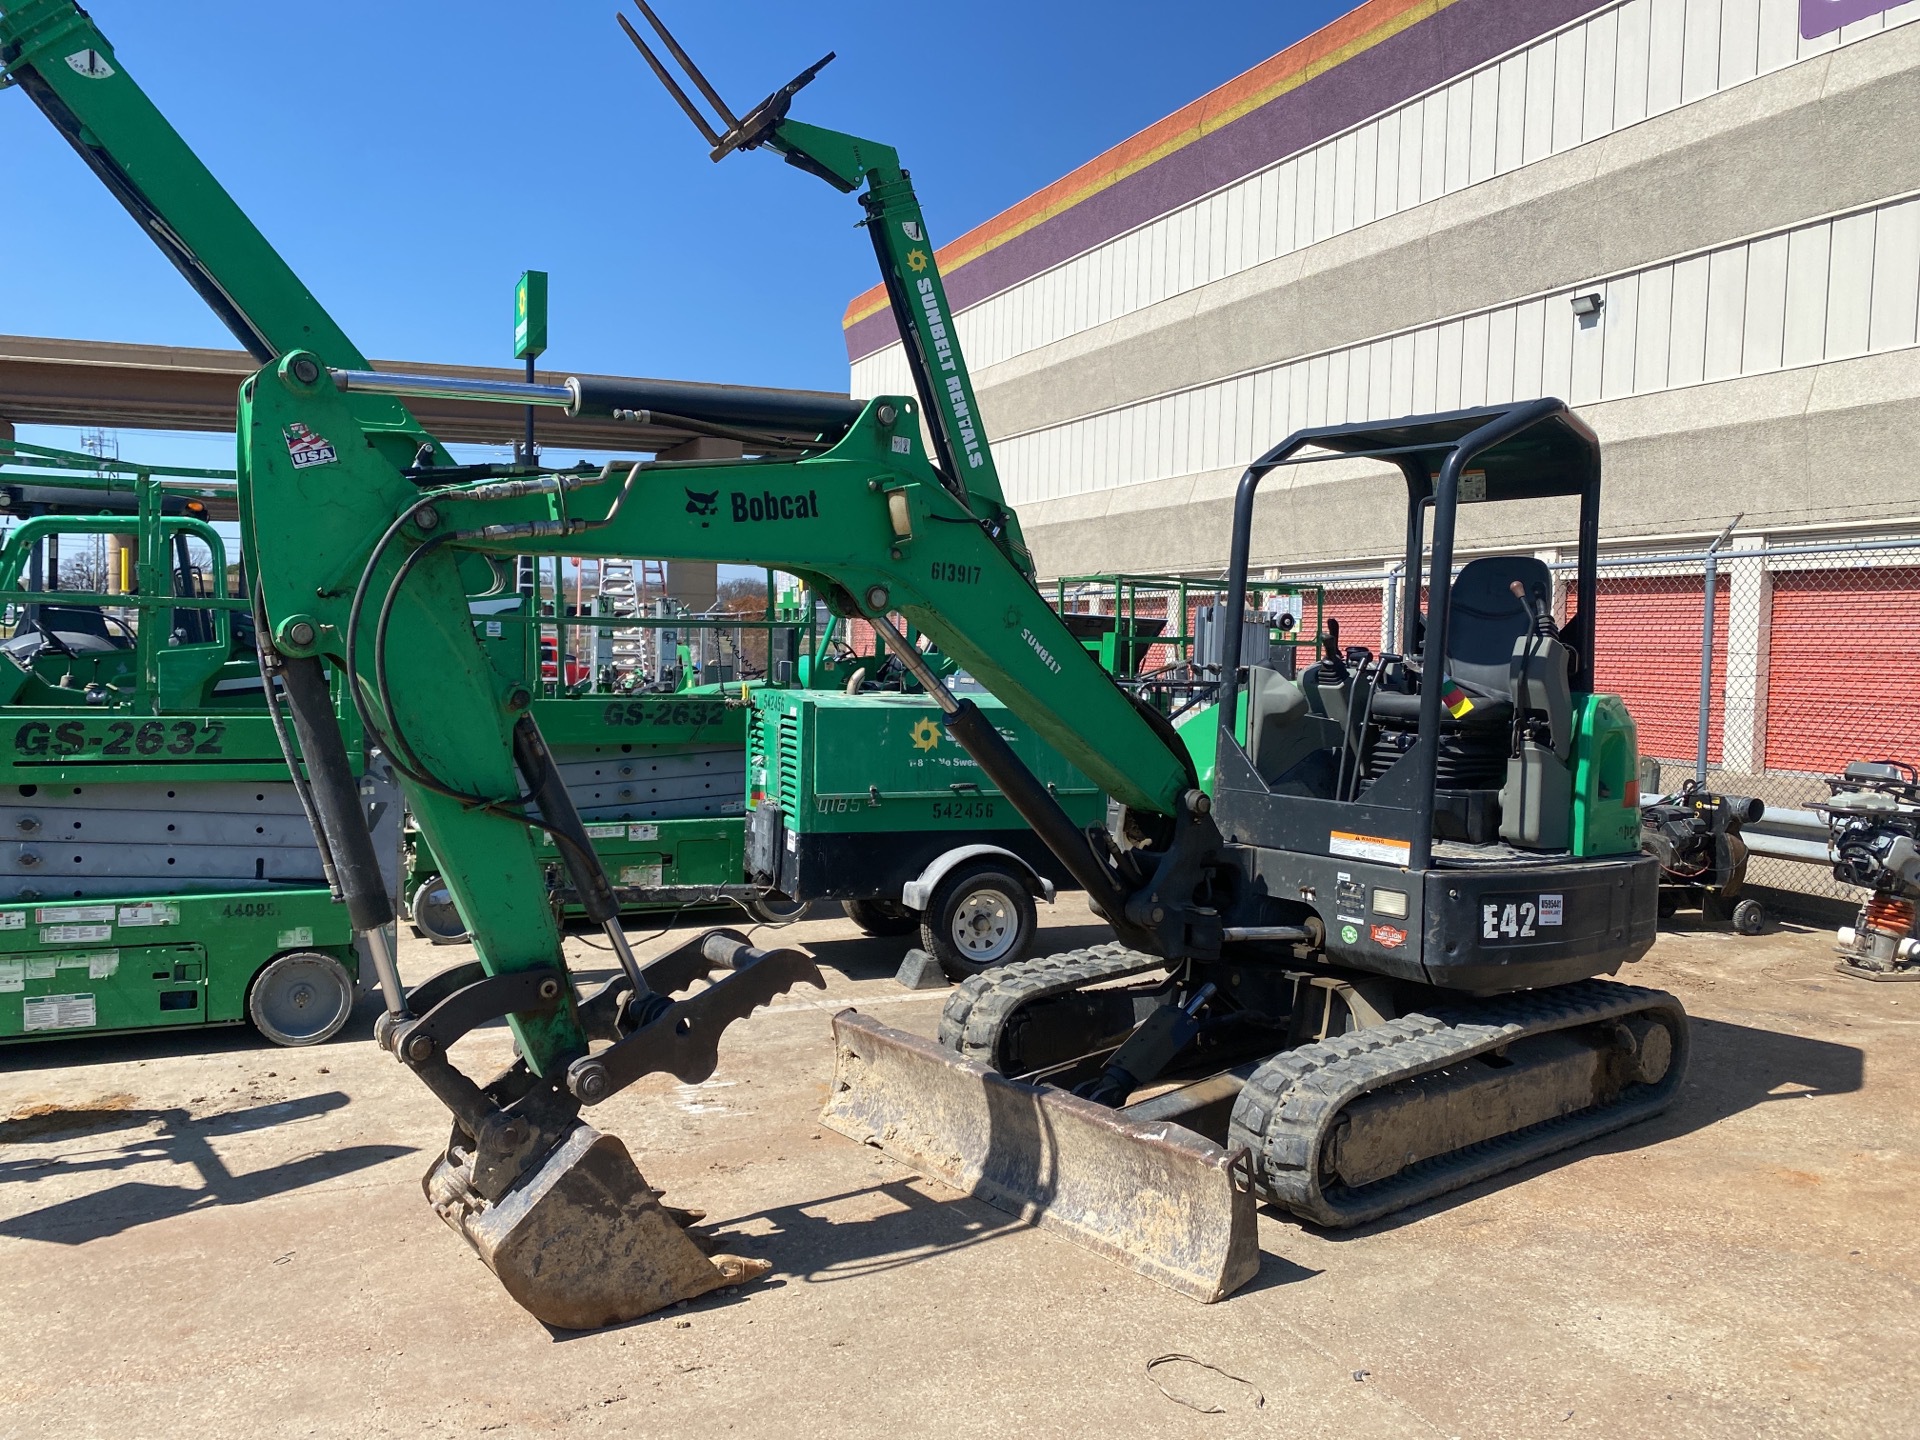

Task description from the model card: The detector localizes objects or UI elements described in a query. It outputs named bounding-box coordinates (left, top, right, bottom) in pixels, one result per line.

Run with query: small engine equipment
left=1816, top=761, right=1920, bottom=981
left=1639, top=776, right=1767, bottom=934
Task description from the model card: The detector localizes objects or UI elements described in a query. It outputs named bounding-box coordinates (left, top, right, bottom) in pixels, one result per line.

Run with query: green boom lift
left=224, top=5, right=1682, bottom=1328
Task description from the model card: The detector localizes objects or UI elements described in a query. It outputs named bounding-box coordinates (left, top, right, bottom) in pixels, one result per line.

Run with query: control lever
left=1319, top=615, right=1349, bottom=688
left=1510, top=579, right=1558, bottom=638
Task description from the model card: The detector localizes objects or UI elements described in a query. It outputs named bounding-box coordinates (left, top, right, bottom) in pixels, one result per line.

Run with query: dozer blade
left=822, top=1010, right=1260, bottom=1303
left=425, top=1122, right=769, bottom=1331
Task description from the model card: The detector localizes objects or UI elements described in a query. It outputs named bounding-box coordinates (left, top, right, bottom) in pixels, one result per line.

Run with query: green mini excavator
left=219, top=5, right=1685, bottom=1327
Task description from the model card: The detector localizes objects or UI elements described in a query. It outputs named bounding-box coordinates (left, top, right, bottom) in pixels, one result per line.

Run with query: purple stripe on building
left=1802, top=0, right=1901, bottom=36
left=848, top=0, right=1612, bottom=362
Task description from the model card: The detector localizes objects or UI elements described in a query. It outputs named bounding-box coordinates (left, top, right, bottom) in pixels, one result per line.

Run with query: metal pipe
left=1696, top=552, right=1717, bottom=785
left=1695, top=515, right=1740, bottom=784
left=1739, top=832, right=1833, bottom=867
left=1742, top=805, right=1829, bottom=839
left=523, top=355, right=537, bottom=465
left=332, top=368, right=571, bottom=408
left=1220, top=926, right=1313, bottom=942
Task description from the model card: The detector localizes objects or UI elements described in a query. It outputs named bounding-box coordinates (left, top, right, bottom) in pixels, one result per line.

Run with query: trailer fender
left=901, top=845, right=1055, bottom=912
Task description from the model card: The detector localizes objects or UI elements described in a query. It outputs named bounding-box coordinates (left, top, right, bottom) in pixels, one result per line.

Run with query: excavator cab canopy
left=1215, top=399, right=1606, bottom=872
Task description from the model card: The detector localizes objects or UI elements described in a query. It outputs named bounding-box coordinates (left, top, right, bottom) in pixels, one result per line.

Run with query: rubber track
left=938, top=943, right=1165, bottom=1061
left=1226, top=979, right=1689, bottom=1228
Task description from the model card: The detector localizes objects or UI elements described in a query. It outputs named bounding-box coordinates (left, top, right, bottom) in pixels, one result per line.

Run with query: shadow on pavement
left=0, top=992, right=387, bottom=1073
left=550, top=1171, right=1323, bottom=1338
left=721, top=1179, right=1028, bottom=1284
left=0, top=1089, right=414, bottom=1245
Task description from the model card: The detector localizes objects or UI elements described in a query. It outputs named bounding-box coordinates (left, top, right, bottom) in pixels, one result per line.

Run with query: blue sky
left=4, top=0, right=1349, bottom=469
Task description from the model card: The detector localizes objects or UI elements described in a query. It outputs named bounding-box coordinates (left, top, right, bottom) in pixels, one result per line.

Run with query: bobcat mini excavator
left=227, top=8, right=1683, bottom=1326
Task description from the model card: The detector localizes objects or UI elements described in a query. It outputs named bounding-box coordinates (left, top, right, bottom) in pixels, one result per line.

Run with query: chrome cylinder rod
left=331, top=369, right=572, bottom=409
left=602, top=918, right=650, bottom=998
left=362, top=923, right=409, bottom=1019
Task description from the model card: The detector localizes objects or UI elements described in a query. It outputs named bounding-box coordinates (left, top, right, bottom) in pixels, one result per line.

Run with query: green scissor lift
left=1051, top=571, right=1328, bottom=788
left=0, top=441, right=398, bottom=1045
left=404, top=575, right=835, bottom=940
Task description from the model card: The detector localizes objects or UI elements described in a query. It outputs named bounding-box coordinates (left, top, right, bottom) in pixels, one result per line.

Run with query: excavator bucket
left=424, top=1123, right=770, bottom=1331
left=821, top=1011, right=1260, bottom=1302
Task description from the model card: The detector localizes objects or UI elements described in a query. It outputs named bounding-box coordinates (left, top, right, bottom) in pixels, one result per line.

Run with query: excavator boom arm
left=240, top=361, right=1195, bottom=850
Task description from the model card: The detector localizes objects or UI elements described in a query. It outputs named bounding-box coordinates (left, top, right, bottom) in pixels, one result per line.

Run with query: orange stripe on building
left=843, top=0, right=1456, bottom=331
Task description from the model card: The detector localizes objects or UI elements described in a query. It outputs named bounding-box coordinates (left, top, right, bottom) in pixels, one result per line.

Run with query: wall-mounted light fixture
left=1570, top=292, right=1604, bottom=317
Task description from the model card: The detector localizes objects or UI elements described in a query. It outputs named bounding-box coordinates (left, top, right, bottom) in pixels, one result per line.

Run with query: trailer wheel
left=248, top=951, right=355, bottom=1047
left=1731, top=898, right=1769, bottom=935
left=843, top=898, right=918, bottom=937
left=746, top=894, right=813, bottom=926
left=920, top=863, right=1037, bottom=980
left=410, top=876, right=469, bottom=944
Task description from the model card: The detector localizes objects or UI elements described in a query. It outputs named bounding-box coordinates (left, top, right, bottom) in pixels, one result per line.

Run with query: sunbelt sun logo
left=731, top=488, right=820, bottom=523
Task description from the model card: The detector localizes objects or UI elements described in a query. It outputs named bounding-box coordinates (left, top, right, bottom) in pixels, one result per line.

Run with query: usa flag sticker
left=283, top=422, right=338, bottom=470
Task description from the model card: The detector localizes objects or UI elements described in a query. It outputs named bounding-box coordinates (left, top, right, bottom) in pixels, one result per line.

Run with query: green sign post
left=514, top=270, right=548, bottom=463
left=515, top=270, right=549, bottom=360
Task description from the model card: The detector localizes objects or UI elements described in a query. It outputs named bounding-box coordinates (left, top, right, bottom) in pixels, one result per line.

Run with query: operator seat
left=1443, top=555, right=1553, bottom=698
left=1368, top=555, right=1550, bottom=727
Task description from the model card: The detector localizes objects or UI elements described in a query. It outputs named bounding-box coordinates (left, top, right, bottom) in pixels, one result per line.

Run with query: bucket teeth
left=425, top=1122, right=763, bottom=1330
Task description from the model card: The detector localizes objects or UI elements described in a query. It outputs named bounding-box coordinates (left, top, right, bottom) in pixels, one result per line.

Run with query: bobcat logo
left=685, top=487, right=719, bottom=527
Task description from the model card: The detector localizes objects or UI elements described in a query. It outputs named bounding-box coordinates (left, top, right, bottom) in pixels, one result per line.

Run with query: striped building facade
left=845, top=0, right=1920, bottom=582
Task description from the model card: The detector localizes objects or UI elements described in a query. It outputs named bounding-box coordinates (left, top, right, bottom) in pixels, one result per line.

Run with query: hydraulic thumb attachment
left=274, top=667, right=823, bottom=1328
left=419, top=928, right=823, bottom=1331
